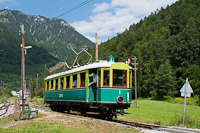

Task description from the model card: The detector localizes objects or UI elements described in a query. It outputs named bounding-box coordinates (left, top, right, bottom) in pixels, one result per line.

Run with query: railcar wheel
left=67, top=109, right=70, bottom=114
left=107, top=114, right=113, bottom=120
left=50, top=105, right=56, bottom=111
left=100, top=115, right=106, bottom=120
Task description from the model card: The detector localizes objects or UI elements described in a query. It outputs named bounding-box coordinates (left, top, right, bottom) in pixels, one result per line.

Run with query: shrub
left=31, top=97, right=44, bottom=105
left=169, top=97, right=200, bottom=106
left=174, top=97, right=184, bottom=104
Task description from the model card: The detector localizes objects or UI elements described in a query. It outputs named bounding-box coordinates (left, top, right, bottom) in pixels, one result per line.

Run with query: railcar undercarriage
left=47, top=101, right=130, bottom=120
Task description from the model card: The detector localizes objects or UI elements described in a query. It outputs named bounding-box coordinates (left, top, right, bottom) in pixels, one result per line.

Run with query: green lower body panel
left=44, top=88, right=86, bottom=102
left=97, top=88, right=132, bottom=103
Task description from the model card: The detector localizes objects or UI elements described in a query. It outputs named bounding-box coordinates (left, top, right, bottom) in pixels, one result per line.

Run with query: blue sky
left=0, top=0, right=178, bottom=44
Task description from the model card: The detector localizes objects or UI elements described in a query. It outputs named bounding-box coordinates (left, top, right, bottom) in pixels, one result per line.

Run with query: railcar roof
left=45, top=60, right=132, bottom=80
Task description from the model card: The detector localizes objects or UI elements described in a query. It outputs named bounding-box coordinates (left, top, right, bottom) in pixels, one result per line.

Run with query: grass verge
left=0, top=111, right=46, bottom=127
left=118, top=99, right=200, bottom=128
left=0, top=121, right=82, bottom=133
left=1, top=111, right=138, bottom=133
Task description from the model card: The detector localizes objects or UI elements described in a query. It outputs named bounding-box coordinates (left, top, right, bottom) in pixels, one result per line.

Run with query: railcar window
left=103, top=70, right=109, bottom=86
left=66, top=76, right=70, bottom=89
left=47, top=81, right=49, bottom=91
left=60, top=78, right=63, bottom=89
left=51, top=80, right=53, bottom=90
left=73, top=75, right=77, bottom=88
left=113, top=70, right=127, bottom=87
left=55, top=79, right=58, bottom=90
left=98, top=70, right=101, bottom=87
left=80, top=73, right=85, bottom=87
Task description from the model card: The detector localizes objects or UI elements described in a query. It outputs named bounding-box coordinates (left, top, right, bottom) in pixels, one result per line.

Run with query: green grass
left=0, top=113, right=19, bottom=127
left=31, top=97, right=50, bottom=108
left=0, top=112, right=46, bottom=127
left=31, top=97, right=44, bottom=105
left=0, top=112, right=137, bottom=133
left=119, top=99, right=200, bottom=128
left=0, top=122, right=82, bottom=133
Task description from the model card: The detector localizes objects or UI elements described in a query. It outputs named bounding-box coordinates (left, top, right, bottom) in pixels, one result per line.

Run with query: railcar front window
left=80, top=73, right=85, bottom=87
left=103, top=70, right=109, bottom=86
left=113, top=70, right=127, bottom=87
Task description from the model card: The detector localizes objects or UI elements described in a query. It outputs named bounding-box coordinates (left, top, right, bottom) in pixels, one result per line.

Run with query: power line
left=99, top=3, right=171, bottom=34
left=100, top=13, right=150, bottom=34
left=56, top=0, right=94, bottom=18
left=38, top=0, right=94, bottom=28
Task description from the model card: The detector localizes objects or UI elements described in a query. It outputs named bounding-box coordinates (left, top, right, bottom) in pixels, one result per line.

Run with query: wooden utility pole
left=95, top=33, right=98, bottom=61
left=132, top=57, right=138, bottom=107
left=29, top=77, right=32, bottom=98
left=43, top=64, right=46, bottom=104
left=2, top=82, right=4, bottom=97
left=0, top=81, right=2, bottom=96
left=21, top=24, right=25, bottom=109
left=36, top=74, right=38, bottom=103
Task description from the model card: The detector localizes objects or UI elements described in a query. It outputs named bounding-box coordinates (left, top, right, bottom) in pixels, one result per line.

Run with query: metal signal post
left=43, top=64, right=46, bottom=104
left=29, top=77, right=32, bottom=99
left=132, top=57, right=139, bottom=107
left=0, top=81, right=2, bottom=96
left=36, top=74, right=38, bottom=103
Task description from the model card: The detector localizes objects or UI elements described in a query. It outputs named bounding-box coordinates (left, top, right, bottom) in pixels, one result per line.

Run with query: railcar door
left=89, top=69, right=97, bottom=102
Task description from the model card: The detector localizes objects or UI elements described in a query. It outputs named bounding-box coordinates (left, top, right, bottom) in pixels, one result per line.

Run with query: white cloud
left=92, top=2, right=110, bottom=13
left=111, top=0, right=177, bottom=15
left=85, top=35, right=102, bottom=44
left=71, top=0, right=178, bottom=43
left=0, top=0, right=11, bottom=4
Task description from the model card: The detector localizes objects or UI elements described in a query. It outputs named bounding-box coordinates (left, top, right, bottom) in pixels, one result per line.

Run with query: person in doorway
left=60, top=79, right=63, bottom=89
left=88, top=72, right=97, bottom=87
left=88, top=72, right=97, bottom=101
left=73, top=79, right=77, bottom=87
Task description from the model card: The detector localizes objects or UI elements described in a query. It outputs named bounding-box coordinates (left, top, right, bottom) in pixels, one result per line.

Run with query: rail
left=0, top=101, right=10, bottom=116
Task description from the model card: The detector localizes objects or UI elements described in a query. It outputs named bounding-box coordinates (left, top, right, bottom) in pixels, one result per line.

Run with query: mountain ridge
left=0, top=9, right=94, bottom=90
left=0, top=9, right=94, bottom=61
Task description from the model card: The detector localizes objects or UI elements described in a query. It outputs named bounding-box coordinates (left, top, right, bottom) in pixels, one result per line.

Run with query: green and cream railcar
left=44, top=60, right=132, bottom=118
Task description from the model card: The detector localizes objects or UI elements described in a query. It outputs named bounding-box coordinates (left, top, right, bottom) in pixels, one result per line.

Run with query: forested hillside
left=79, top=0, right=200, bottom=98
left=0, top=9, right=94, bottom=61
left=0, top=23, right=59, bottom=90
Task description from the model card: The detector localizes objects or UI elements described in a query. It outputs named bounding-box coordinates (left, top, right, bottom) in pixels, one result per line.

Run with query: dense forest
left=78, top=0, right=200, bottom=98
left=0, top=23, right=58, bottom=90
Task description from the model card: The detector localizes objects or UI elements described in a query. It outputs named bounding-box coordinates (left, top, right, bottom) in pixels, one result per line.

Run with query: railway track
left=0, top=101, right=10, bottom=116
left=112, top=119, right=161, bottom=129
left=111, top=120, right=200, bottom=133
left=26, top=104, right=200, bottom=133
